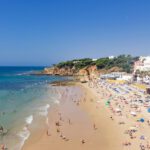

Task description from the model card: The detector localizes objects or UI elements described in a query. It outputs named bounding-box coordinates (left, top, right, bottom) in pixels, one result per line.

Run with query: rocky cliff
left=39, top=65, right=122, bottom=82
left=42, top=65, right=98, bottom=77
left=42, top=65, right=121, bottom=75
left=43, top=67, right=75, bottom=76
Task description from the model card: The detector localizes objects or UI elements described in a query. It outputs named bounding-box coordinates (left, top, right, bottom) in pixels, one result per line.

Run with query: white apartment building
left=134, top=56, right=150, bottom=72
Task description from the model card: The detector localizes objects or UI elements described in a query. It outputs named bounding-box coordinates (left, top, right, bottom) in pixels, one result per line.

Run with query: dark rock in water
left=0, top=129, right=8, bottom=136
left=50, top=80, right=75, bottom=86
left=0, top=126, right=8, bottom=136
left=0, top=126, right=3, bottom=131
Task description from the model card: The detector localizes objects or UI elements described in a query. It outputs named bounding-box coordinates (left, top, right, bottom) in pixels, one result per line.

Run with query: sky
left=0, top=0, right=150, bottom=66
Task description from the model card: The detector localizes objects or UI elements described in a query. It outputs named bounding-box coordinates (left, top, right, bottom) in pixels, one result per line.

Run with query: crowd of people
left=88, top=77, right=150, bottom=150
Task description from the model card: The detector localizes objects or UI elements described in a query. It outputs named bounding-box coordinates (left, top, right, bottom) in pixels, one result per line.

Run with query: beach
left=21, top=78, right=150, bottom=150
left=1, top=1, right=150, bottom=149
left=22, top=80, right=124, bottom=150
left=0, top=67, right=70, bottom=150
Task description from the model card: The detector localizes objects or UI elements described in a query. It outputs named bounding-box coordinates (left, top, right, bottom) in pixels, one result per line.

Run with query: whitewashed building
left=134, top=56, right=150, bottom=72
left=117, top=74, right=133, bottom=82
left=109, top=56, right=115, bottom=59
left=143, top=75, right=150, bottom=84
left=92, top=59, right=97, bottom=61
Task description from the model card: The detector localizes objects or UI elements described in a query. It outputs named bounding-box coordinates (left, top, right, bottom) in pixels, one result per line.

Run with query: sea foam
left=25, top=115, right=33, bottom=125
left=39, top=104, right=50, bottom=116
left=54, top=100, right=60, bottom=104
left=16, top=115, right=33, bottom=149
left=17, top=127, right=30, bottom=150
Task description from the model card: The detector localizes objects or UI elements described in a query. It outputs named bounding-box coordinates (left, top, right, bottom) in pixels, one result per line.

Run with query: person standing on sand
left=47, top=129, right=51, bottom=136
left=93, top=123, right=97, bottom=130
left=68, top=119, right=71, bottom=125
left=81, top=139, right=85, bottom=144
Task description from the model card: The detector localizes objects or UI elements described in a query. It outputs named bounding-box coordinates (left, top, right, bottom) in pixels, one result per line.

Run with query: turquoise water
left=0, top=67, right=67, bottom=149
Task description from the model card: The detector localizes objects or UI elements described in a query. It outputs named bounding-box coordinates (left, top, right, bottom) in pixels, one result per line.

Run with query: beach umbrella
left=130, top=111, right=136, bottom=116
left=129, top=126, right=137, bottom=131
left=105, top=100, right=110, bottom=106
left=105, top=102, right=109, bottom=106
left=115, top=108, right=121, bottom=112
left=140, top=135, right=145, bottom=140
left=147, top=108, right=150, bottom=113
left=140, top=118, right=145, bottom=123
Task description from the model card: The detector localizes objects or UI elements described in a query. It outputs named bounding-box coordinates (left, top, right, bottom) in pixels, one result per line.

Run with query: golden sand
left=22, top=83, right=124, bottom=150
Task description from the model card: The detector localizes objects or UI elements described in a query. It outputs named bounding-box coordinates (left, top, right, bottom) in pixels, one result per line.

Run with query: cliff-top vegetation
left=55, top=55, right=139, bottom=73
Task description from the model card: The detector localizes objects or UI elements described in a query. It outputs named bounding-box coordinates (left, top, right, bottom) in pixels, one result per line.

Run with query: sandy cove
left=22, top=80, right=143, bottom=150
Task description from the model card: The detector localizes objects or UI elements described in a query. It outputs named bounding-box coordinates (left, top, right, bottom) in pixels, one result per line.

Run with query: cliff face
left=43, top=67, right=76, bottom=76
left=42, top=65, right=98, bottom=77
left=98, top=67, right=123, bottom=74
left=42, top=65, right=122, bottom=80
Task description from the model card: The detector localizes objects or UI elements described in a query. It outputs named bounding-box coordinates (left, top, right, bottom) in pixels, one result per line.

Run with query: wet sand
left=22, top=82, right=125, bottom=150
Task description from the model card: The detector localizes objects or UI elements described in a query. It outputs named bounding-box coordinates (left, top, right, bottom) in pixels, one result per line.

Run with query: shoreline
left=22, top=78, right=150, bottom=150
left=22, top=81, right=124, bottom=150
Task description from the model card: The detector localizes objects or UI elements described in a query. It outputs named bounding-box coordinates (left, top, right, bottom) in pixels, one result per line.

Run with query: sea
left=0, top=67, right=68, bottom=150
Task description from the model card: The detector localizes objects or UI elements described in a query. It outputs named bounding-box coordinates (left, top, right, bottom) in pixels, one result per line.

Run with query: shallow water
left=0, top=67, right=68, bottom=149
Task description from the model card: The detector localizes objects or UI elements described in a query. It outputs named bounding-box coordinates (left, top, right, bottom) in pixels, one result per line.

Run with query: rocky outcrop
left=42, top=67, right=77, bottom=76
left=39, top=65, right=122, bottom=81
left=77, top=68, right=89, bottom=76
left=42, top=65, right=99, bottom=77
left=98, top=67, right=123, bottom=74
